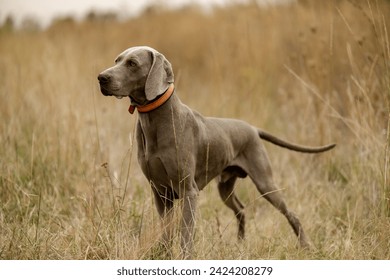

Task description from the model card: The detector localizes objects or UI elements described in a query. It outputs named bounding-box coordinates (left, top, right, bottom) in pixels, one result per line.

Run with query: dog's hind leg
left=246, top=148, right=310, bottom=247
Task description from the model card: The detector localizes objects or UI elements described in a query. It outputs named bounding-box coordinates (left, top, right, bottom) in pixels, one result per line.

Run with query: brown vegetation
left=0, top=0, right=389, bottom=259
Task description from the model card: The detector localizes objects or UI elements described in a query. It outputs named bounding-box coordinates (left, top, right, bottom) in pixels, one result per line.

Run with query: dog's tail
left=258, top=129, right=336, bottom=153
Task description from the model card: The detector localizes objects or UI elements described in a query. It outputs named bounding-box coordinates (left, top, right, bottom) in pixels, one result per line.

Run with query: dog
left=98, top=46, right=335, bottom=259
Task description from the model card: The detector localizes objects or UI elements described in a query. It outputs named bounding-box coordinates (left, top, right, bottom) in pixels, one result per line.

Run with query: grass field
left=1, top=0, right=389, bottom=259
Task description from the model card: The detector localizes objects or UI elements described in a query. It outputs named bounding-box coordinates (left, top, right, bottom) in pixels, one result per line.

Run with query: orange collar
left=128, top=84, right=175, bottom=114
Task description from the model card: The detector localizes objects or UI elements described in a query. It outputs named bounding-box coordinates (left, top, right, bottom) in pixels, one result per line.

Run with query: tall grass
left=0, top=0, right=389, bottom=259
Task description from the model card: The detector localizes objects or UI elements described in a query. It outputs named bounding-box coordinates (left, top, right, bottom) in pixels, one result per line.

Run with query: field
left=1, top=0, right=389, bottom=259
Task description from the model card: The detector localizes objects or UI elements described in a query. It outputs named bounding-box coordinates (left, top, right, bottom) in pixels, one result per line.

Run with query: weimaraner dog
left=98, top=46, right=335, bottom=259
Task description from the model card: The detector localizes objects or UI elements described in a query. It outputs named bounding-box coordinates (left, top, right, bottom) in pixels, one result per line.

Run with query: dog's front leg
left=151, top=186, right=174, bottom=258
left=180, top=186, right=198, bottom=259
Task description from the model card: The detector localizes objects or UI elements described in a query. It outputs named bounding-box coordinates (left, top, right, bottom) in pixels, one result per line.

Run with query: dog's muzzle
left=98, top=74, right=111, bottom=95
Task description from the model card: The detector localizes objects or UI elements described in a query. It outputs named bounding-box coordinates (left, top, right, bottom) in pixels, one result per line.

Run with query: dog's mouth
left=99, top=83, right=145, bottom=105
left=103, top=92, right=128, bottom=100
left=99, top=85, right=128, bottom=100
left=99, top=84, right=113, bottom=95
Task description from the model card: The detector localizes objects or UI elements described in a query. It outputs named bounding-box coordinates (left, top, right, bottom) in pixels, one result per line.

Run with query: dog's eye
left=127, top=60, right=137, bottom=67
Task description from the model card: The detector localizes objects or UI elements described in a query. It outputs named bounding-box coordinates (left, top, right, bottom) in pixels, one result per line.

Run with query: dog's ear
left=145, top=51, right=174, bottom=101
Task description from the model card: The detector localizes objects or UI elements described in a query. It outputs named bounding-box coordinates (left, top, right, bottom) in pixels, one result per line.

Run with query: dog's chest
left=137, top=117, right=181, bottom=179
left=138, top=118, right=175, bottom=157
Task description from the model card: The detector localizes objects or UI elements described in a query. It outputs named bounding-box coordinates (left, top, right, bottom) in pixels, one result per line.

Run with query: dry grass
left=0, top=0, right=389, bottom=259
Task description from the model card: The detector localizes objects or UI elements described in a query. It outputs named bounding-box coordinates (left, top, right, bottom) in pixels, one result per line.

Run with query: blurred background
left=0, top=0, right=389, bottom=259
left=0, top=0, right=292, bottom=29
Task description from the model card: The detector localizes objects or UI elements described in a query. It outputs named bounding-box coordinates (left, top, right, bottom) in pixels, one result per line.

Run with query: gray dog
left=98, top=46, right=335, bottom=259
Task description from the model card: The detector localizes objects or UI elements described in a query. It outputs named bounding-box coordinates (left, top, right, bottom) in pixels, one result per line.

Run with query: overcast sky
left=0, top=0, right=288, bottom=28
left=0, top=0, right=242, bottom=28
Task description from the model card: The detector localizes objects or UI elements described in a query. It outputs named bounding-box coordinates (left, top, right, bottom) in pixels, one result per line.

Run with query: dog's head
left=98, top=46, right=174, bottom=106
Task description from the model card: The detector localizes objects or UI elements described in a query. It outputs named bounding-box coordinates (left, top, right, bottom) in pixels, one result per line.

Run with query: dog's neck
left=136, top=86, right=184, bottom=153
left=129, top=84, right=175, bottom=114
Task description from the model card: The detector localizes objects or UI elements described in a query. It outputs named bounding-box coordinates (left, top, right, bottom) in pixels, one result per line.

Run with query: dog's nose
left=98, top=73, right=110, bottom=84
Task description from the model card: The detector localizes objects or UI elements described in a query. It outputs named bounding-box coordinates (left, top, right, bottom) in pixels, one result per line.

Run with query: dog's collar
left=128, top=84, right=175, bottom=114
